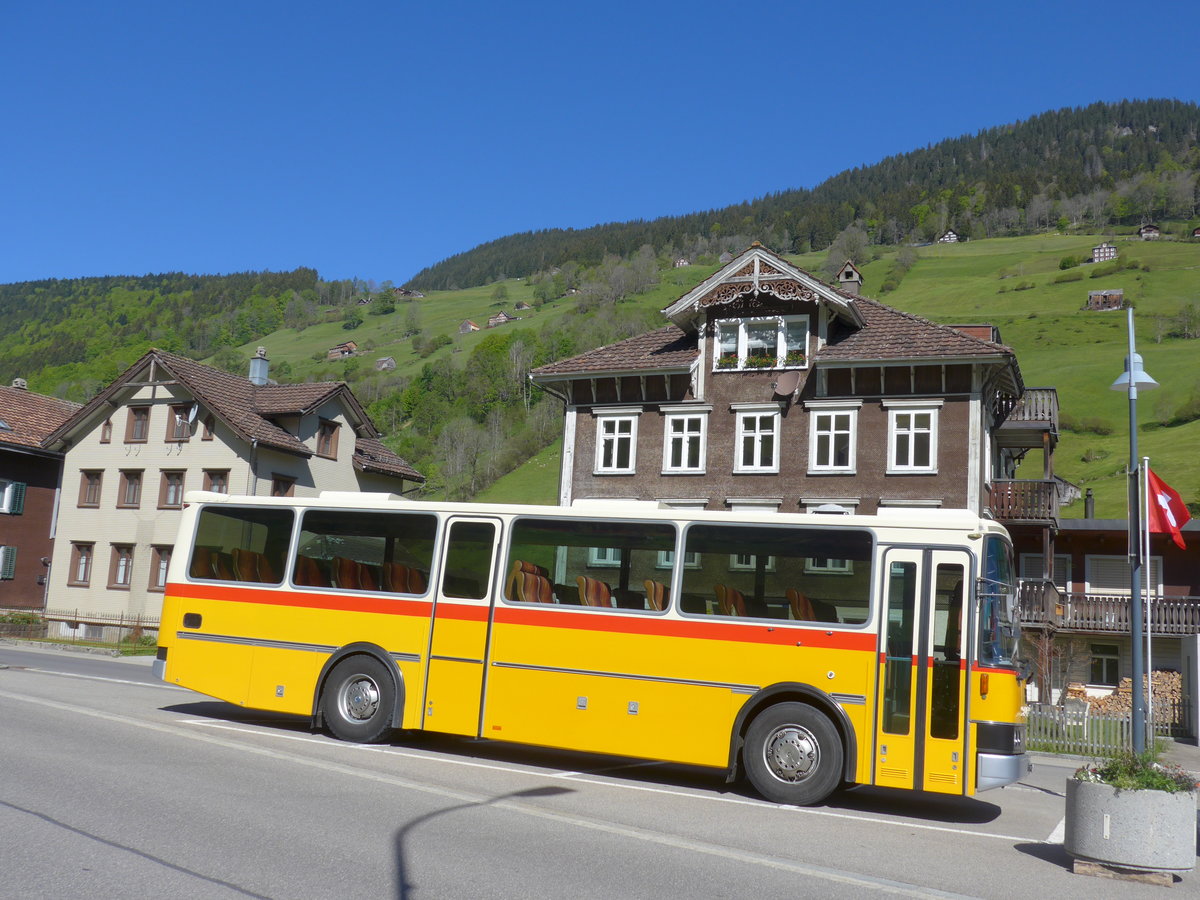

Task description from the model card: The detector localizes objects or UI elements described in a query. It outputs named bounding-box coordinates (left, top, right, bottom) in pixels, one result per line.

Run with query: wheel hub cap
left=342, top=677, right=380, bottom=721
left=765, top=726, right=819, bottom=782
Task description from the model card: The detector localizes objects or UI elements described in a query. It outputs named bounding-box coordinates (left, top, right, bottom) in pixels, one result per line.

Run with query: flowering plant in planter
left=715, top=356, right=739, bottom=370
left=1066, top=750, right=1197, bottom=874
left=742, top=355, right=777, bottom=369
left=783, top=350, right=807, bottom=367
left=1073, top=751, right=1196, bottom=793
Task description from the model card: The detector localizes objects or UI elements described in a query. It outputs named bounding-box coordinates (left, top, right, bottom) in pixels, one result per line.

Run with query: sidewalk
left=1032, top=737, right=1200, bottom=779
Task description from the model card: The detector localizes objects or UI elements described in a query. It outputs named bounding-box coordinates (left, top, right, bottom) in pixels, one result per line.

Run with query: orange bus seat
left=190, top=547, right=216, bottom=579
left=517, top=570, right=554, bottom=604
left=332, top=556, right=361, bottom=590
left=714, top=584, right=746, bottom=616
left=787, top=588, right=815, bottom=621
left=294, top=555, right=330, bottom=588
left=643, top=579, right=668, bottom=611
left=507, top=559, right=548, bottom=600
left=577, top=575, right=613, bottom=608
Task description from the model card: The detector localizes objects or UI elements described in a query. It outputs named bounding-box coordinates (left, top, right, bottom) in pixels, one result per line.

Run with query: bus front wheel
left=321, top=656, right=396, bottom=743
left=744, top=702, right=842, bottom=805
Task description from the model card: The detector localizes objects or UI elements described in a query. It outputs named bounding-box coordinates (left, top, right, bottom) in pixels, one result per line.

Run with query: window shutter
left=9, top=481, right=24, bottom=514
left=0, top=546, right=15, bottom=579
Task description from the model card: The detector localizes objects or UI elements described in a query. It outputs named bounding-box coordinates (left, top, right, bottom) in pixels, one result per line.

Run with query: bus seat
left=332, top=556, right=361, bottom=590
left=383, top=562, right=425, bottom=594
left=643, top=579, right=668, bottom=611
left=357, top=562, right=379, bottom=591
left=577, top=575, right=613, bottom=608
left=190, top=547, right=216, bottom=579
left=517, top=570, right=554, bottom=604
left=409, top=568, right=427, bottom=593
left=212, top=552, right=234, bottom=581
left=231, top=548, right=262, bottom=582
left=507, top=559, right=548, bottom=600
left=714, top=584, right=746, bottom=617
left=294, top=555, right=330, bottom=588
left=787, top=588, right=815, bottom=621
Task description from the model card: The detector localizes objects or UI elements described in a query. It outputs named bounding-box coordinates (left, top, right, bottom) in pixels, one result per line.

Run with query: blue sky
left=3, top=0, right=1198, bottom=286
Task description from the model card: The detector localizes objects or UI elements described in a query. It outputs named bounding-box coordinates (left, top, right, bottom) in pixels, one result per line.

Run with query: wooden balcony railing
left=989, top=479, right=1058, bottom=523
left=1018, top=584, right=1200, bottom=635
left=1008, top=387, right=1059, bottom=426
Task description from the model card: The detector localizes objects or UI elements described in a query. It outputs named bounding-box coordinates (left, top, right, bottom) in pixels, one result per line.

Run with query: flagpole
left=1143, top=456, right=1153, bottom=740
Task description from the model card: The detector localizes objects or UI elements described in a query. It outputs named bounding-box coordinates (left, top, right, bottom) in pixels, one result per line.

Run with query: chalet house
left=41, top=348, right=422, bottom=637
left=515, top=301, right=533, bottom=312
left=459, top=320, right=481, bottom=334
left=375, top=357, right=397, bottom=372
left=1019, top=513, right=1200, bottom=736
left=1138, top=224, right=1161, bottom=240
left=394, top=288, right=425, bottom=299
left=487, top=310, right=519, bottom=328
left=1085, top=289, right=1124, bottom=311
left=326, top=341, right=358, bottom=360
left=937, top=229, right=960, bottom=244
left=674, top=258, right=691, bottom=268
left=0, top=380, right=79, bottom=610
left=1091, top=241, right=1118, bottom=263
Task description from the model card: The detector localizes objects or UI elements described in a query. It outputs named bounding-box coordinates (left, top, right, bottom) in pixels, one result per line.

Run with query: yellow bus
left=155, top=492, right=1029, bottom=805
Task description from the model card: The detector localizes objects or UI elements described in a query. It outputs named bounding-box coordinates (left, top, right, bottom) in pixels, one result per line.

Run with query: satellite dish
left=187, top=403, right=200, bottom=424
left=772, top=370, right=802, bottom=397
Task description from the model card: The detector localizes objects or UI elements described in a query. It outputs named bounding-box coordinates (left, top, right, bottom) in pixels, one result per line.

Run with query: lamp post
left=1109, top=307, right=1157, bottom=754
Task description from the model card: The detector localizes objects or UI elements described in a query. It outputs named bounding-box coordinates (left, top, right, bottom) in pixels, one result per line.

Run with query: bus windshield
left=977, top=534, right=1018, bottom=668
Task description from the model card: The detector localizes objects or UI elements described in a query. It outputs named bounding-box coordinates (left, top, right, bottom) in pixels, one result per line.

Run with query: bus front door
left=874, top=548, right=970, bottom=794
left=420, top=517, right=500, bottom=736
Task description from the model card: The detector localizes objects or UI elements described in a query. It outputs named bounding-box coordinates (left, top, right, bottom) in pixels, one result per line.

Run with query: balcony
left=1018, top=581, right=1200, bottom=635
left=989, top=479, right=1058, bottom=524
left=995, top=387, right=1059, bottom=451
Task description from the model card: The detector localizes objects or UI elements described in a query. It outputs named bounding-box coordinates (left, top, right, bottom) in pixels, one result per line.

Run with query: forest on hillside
left=407, top=99, right=1200, bottom=291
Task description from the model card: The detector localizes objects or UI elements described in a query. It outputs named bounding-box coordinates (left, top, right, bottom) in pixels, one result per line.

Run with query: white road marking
left=1046, top=816, right=1065, bottom=844
left=3, top=666, right=187, bottom=691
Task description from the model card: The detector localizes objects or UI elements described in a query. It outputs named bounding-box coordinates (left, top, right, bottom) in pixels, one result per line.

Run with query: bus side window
left=190, top=507, right=293, bottom=584
left=441, top=521, right=496, bottom=600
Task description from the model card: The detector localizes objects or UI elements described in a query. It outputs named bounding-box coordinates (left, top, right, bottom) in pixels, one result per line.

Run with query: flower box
left=1064, top=777, right=1197, bottom=873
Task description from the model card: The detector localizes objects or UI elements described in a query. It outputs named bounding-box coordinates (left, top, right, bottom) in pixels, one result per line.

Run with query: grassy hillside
left=472, top=233, right=1200, bottom=517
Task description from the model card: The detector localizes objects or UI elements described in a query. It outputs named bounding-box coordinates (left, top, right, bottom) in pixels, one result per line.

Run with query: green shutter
left=0, top=546, right=15, bottom=580
left=8, top=481, right=25, bottom=515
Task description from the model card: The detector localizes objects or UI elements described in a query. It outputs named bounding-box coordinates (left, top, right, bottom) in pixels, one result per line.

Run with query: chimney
left=837, top=261, right=862, bottom=294
left=1084, top=488, right=1095, bottom=519
left=11, top=378, right=27, bottom=390
left=248, top=347, right=270, bottom=386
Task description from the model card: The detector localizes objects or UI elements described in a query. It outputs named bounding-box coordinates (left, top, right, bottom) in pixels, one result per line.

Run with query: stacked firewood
left=1063, top=670, right=1183, bottom=723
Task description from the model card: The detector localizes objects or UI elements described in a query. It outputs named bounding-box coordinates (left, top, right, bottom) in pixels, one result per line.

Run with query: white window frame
left=713, top=315, right=809, bottom=371
left=805, top=557, right=853, bottom=575
left=0, top=479, right=20, bottom=514
left=587, top=547, right=622, bottom=568
left=806, top=401, right=860, bottom=474
left=662, top=410, right=708, bottom=474
left=884, top=400, right=941, bottom=474
left=1019, top=553, right=1071, bottom=592
left=730, top=553, right=776, bottom=572
left=593, top=410, right=639, bottom=475
left=733, top=406, right=780, bottom=473
left=1084, top=554, right=1163, bottom=596
left=657, top=549, right=701, bottom=569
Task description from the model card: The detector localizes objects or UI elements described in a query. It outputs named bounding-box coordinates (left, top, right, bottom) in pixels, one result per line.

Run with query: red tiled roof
left=353, top=437, right=423, bottom=481
left=0, top=384, right=80, bottom=451
left=531, top=326, right=698, bottom=377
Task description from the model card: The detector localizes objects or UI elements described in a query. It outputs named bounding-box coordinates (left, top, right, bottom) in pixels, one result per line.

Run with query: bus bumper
left=976, top=752, right=1031, bottom=792
left=152, top=647, right=167, bottom=682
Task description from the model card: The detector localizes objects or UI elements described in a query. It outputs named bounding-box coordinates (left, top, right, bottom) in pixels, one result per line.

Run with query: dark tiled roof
left=0, top=384, right=80, bottom=451
left=353, top=437, right=423, bottom=481
left=817, top=298, right=1017, bottom=362
left=531, top=326, right=698, bottom=377
left=45, top=349, right=423, bottom=482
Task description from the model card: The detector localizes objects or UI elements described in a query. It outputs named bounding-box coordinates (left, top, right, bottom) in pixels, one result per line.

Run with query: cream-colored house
left=42, top=347, right=422, bottom=635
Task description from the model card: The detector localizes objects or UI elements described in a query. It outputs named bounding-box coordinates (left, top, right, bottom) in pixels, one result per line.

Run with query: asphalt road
left=1, top=643, right=1195, bottom=899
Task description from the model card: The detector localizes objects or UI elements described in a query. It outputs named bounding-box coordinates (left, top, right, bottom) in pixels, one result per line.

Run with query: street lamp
left=1109, top=306, right=1158, bottom=753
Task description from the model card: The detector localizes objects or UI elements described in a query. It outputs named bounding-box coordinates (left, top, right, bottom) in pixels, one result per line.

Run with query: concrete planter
left=1064, top=779, right=1197, bottom=872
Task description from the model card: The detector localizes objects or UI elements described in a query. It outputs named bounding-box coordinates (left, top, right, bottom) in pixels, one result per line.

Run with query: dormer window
left=714, top=316, right=809, bottom=371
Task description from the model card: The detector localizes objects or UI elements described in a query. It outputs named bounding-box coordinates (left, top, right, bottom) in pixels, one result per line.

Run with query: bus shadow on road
left=162, top=700, right=1003, bottom=826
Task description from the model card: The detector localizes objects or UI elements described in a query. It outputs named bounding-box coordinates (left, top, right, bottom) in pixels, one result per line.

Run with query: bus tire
left=743, top=702, right=842, bottom=805
left=321, top=656, right=396, bottom=743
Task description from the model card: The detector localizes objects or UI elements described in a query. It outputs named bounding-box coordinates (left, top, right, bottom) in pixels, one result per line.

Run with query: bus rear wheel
left=321, top=656, right=396, bottom=743
left=744, top=702, right=842, bottom=805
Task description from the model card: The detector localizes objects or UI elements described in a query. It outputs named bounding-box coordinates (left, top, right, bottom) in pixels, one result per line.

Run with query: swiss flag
left=1147, top=468, right=1191, bottom=550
